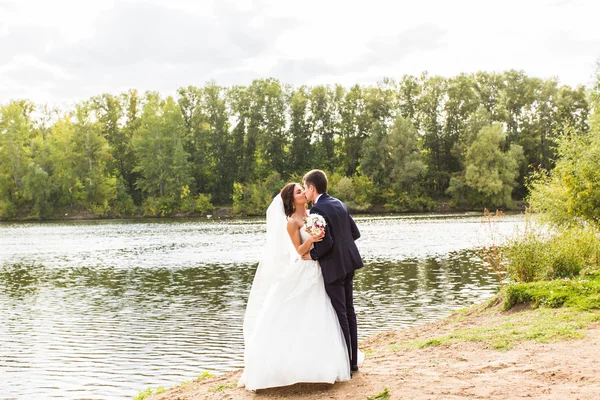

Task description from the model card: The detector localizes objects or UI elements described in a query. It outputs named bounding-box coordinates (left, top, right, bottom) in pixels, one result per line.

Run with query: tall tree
left=178, top=86, right=210, bottom=194
left=418, top=74, right=448, bottom=195
left=443, top=74, right=479, bottom=173
left=339, top=84, right=369, bottom=176
left=288, top=87, right=312, bottom=175
left=463, top=124, right=524, bottom=207
left=47, top=117, right=83, bottom=211
left=256, top=79, right=288, bottom=178
left=202, top=82, right=231, bottom=204
left=73, top=102, right=116, bottom=213
left=227, top=85, right=251, bottom=183
left=309, top=85, right=337, bottom=171
left=133, top=93, right=191, bottom=200
left=0, top=101, right=35, bottom=217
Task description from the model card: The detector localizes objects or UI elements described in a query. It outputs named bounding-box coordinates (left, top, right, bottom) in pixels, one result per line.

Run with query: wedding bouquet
left=305, top=214, right=326, bottom=238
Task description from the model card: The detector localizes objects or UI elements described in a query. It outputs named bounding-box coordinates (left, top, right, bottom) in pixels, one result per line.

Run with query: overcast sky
left=1, top=0, right=599, bottom=106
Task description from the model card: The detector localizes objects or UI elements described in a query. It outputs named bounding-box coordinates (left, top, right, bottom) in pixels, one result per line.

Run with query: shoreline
left=0, top=203, right=527, bottom=223
left=141, top=295, right=600, bottom=400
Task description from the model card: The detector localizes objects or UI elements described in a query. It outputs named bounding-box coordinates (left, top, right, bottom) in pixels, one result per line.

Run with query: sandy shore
left=147, top=303, right=600, bottom=400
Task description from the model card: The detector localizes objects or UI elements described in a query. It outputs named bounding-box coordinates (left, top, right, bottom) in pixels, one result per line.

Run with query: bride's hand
left=307, top=233, right=323, bottom=243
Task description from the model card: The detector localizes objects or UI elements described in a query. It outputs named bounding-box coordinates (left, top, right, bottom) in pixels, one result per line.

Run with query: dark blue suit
left=309, top=193, right=364, bottom=369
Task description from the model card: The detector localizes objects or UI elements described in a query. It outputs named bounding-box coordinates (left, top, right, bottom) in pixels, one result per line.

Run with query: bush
left=528, top=130, right=600, bottom=229
left=111, top=176, right=136, bottom=216
left=0, top=198, right=17, bottom=219
left=231, top=173, right=283, bottom=216
left=383, top=188, right=435, bottom=212
left=329, top=174, right=374, bottom=212
left=504, top=228, right=549, bottom=283
left=195, top=193, right=215, bottom=215
left=331, top=177, right=354, bottom=202
left=141, top=196, right=176, bottom=217
left=505, top=225, right=600, bottom=283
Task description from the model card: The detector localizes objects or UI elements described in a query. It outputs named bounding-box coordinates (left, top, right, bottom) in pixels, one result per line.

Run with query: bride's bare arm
left=287, top=219, right=322, bottom=256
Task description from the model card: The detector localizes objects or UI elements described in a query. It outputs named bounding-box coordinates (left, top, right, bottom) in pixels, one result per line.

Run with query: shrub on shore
left=504, top=225, right=600, bottom=283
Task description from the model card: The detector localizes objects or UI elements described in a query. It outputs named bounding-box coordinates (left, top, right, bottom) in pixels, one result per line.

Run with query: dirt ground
left=149, top=308, right=600, bottom=400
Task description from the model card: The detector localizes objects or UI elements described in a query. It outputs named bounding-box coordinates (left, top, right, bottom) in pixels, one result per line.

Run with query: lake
left=0, top=212, right=523, bottom=399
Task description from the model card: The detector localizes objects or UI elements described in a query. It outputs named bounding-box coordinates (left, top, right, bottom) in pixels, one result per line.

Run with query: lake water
left=0, top=213, right=523, bottom=399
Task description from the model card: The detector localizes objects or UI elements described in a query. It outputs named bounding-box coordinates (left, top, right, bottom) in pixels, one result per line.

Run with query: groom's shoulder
left=327, top=195, right=347, bottom=208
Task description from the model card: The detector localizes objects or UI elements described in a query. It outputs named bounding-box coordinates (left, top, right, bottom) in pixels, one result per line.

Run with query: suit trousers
left=324, top=270, right=358, bottom=369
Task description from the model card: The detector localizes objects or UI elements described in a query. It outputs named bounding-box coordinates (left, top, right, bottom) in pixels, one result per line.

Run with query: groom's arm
left=349, top=215, right=361, bottom=240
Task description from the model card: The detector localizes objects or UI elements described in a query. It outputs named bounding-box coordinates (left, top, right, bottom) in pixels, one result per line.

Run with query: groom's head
left=303, top=169, right=328, bottom=202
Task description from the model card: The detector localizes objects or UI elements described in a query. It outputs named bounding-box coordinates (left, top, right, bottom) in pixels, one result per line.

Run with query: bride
left=238, top=183, right=352, bottom=390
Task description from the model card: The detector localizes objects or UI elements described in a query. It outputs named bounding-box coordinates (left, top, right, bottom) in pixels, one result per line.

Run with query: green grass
left=133, top=386, right=165, bottom=400
left=134, top=371, right=215, bottom=398
left=503, top=273, right=600, bottom=310
left=367, top=388, right=390, bottom=400
left=208, top=382, right=236, bottom=392
left=197, top=371, right=215, bottom=380
left=388, top=274, right=600, bottom=352
left=405, top=309, right=599, bottom=351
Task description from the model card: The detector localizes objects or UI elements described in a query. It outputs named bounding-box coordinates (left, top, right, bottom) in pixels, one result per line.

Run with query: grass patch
left=392, top=308, right=600, bottom=352
left=367, top=388, right=390, bottom=400
left=133, top=386, right=165, bottom=400
left=208, top=382, right=236, bottom=392
left=388, top=275, right=600, bottom=352
left=197, top=371, right=215, bottom=380
left=135, top=371, right=215, bottom=398
left=503, top=273, right=600, bottom=310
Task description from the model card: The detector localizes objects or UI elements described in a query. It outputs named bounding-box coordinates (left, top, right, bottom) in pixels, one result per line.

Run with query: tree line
left=0, top=70, right=590, bottom=219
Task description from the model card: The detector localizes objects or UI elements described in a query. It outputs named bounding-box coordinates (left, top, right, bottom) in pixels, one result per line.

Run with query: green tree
left=339, top=84, right=369, bottom=175
left=73, top=103, right=116, bottom=214
left=254, top=79, right=288, bottom=178
left=178, top=86, right=211, bottom=194
left=202, top=82, right=231, bottom=204
left=22, top=162, right=54, bottom=219
left=47, top=117, right=84, bottom=211
left=528, top=69, right=600, bottom=227
left=443, top=74, right=478, bottom=173
left=418, top=74, right=448, bottom=196
left=473, top=71, right=504, bottom=120
left=0, top=101, right=35, bottom=217
left=133, top=93, right=191, bottom=203
left=387, top=118, right=427, bottom=194
left=455, top=124, right=524, bottom=208
left=288, top=87, right=312, bottom=175
left=309, top=85, right=338, bottom=170
left=397, top=75, right=421, bottom=123
left=227, top=85, right=251, bottom=183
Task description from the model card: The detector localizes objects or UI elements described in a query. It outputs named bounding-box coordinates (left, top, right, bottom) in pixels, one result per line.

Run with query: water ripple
left=0, top=213, right=524, bottom=399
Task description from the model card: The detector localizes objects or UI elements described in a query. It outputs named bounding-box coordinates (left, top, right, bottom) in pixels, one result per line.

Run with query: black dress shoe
left=351, top=365, right=359, bottom=372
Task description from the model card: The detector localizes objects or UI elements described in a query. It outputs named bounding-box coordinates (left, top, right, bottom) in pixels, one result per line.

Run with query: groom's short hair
left=304, top=170, right=328, bottom=194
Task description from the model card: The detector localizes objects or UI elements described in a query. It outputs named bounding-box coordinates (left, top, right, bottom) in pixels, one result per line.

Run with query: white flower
left=305, top=214, right=326, bottom=237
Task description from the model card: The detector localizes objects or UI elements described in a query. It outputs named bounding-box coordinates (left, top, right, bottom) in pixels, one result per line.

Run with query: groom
left=302, top=169, right=364, bottom=373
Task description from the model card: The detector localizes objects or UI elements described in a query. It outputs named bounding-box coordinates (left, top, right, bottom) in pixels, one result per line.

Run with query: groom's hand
left=301, top=253, right=312, bottom=260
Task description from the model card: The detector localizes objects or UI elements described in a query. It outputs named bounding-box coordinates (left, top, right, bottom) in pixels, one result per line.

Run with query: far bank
left=0, top=200, right=527, bottom=222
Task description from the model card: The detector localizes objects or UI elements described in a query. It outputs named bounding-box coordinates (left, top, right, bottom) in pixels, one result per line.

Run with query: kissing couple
left=238, top=169, right=364, bottom=391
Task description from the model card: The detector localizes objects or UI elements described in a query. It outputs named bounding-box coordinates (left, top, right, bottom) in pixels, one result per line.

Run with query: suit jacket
left=309, top=193, right=364, bottom=284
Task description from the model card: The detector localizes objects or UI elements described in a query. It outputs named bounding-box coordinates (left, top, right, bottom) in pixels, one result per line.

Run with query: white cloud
left=0, top=0, right=599, bottom=105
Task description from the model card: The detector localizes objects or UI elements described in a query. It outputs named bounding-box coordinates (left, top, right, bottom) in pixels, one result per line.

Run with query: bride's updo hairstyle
left=280, top=182, right=299, bottom=218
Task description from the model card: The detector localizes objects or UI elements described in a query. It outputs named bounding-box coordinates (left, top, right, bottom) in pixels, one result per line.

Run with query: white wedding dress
left=238, top=195, right=351, bottom=390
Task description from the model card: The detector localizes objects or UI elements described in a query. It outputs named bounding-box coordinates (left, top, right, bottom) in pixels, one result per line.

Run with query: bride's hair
left=280, top=182, right=299, bottom=218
